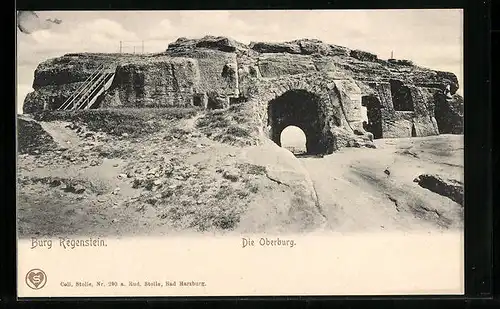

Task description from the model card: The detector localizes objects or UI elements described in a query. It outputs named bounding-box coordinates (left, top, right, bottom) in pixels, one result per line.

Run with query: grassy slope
left=17, top=107, right=323, bottom=237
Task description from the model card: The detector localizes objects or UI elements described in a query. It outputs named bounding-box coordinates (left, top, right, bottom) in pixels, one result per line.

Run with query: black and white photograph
left=16, top=9, right=465, bottom=296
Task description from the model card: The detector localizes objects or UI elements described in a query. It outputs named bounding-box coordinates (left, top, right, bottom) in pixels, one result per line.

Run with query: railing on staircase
left=57, top=64, right=116, bottom=111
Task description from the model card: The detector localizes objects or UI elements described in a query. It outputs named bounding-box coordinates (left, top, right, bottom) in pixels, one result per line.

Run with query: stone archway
left=267, top=89, right=335, bottom=155
left=245, top=74, right=350, bottom=153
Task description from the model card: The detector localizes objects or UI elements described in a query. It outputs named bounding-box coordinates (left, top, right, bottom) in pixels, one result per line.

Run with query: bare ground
left=17, top=110, right=463, bottom=237
left=299, top=135, right=464, bottom=232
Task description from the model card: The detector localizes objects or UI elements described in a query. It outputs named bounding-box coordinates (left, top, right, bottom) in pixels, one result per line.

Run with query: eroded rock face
left=167, top=35, right=248, bottom=54
left=434, top=93, right=464, bottom=134
left=102, top=57, right=199, bottom=108
left=23, top=35, right=464, bottom=154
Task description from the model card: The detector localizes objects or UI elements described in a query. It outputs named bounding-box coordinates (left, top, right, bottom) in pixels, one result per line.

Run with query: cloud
left=18, top=18, right=139, bottom=58
left=148, top=19, right=176, bottom=40
left=145, top=11, right=264, bottom=46
left=16, top=17, right=140, bottom=112
left=46, top=18, right=62, bottom=25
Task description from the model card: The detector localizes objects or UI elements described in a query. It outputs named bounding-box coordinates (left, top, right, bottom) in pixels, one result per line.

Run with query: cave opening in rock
left=361, top=95, right=383, bottom=139
left=411, top=124, right=417, bottom=137
left=280, top=125, right=307, bottom=154
left=192, top=94, right=206, bottom=108
left=267, top=89, right=335, bottom=155
left=390, top=80, right=414, bottom=111
left=206, top=96, right=218, bottom=110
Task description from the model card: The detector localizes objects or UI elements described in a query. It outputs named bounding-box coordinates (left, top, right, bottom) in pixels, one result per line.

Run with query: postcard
left=16, top=9, right=464, bottom=297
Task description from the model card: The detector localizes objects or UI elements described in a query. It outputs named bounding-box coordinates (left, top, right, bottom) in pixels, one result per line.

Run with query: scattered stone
left=121, top=133, right=129, bottom=137
left=146, top=197, right=158, bottom=205
left=117, top=173, right=128, bottom=179
left=113, top=163, right=119, bottom=167
left=384, top=169, right=391, bottom=176
left=49, top=179, right=62, bottom=187
left=112, top=187, right=121, bottom=195
left=153, top=179, right=163, bottom=186
left=147, top=167, right=160, bottom=175
left=63, top=183, right=85, bottom=194
left=161, top=189, right=174, bottom=198
left=132, top=178, right=144, bottom=188
left=222, top=168, right=240, bottom=182
left=164, top=163, right=174, bottom=175
left=414, top=174, right=463, bottom=205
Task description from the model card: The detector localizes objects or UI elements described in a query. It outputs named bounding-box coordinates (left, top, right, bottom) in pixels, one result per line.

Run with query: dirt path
left=39, top=121, right=82, bottom=149
left=299, top=135, right=464, bottom=232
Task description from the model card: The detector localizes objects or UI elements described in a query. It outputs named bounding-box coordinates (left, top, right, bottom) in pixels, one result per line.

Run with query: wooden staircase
left=57, top=64, right=116, bottom=111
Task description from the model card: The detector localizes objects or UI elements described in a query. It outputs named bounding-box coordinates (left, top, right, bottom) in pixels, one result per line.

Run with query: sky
left=16, top=9, right=463, bottom=114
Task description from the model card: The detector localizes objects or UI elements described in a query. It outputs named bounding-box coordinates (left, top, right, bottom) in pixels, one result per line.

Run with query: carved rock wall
left=102, top=57, right=199, bottom=108
left=22, top=36, right=464, bottom=152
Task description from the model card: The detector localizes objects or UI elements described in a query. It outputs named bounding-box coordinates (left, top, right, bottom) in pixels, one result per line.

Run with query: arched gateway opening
left=280, top=125, right=307, bottom=154
left=267, top=89, right=335, bottom=155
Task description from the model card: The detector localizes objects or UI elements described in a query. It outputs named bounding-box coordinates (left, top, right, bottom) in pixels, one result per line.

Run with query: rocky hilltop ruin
left=24, top=35, right=464, bottom=154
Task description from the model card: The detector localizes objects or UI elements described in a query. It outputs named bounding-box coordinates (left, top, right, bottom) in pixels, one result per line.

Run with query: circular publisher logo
left=26, top=269, right=47, bottom=290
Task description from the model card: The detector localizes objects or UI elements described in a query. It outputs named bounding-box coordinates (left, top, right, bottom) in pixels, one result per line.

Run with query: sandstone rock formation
left=414, top=174, right=464, bottom=206
left=23, top=35, right=464, bottom=154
